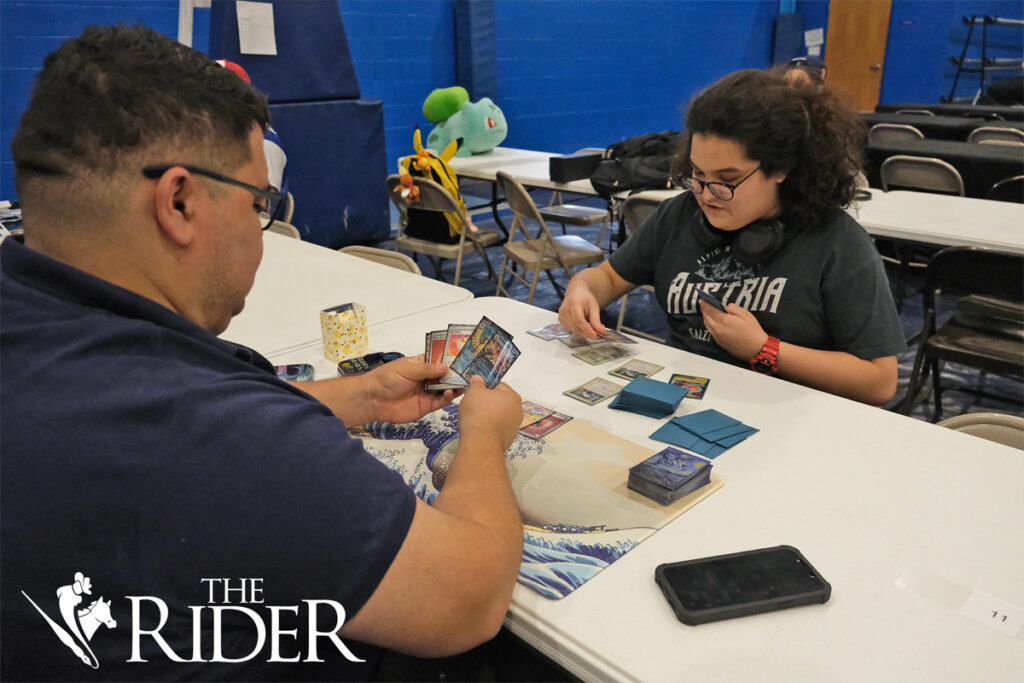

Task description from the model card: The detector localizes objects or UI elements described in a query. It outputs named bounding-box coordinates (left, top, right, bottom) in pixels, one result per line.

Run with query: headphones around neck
left=692, top=208, right=790, bottom=269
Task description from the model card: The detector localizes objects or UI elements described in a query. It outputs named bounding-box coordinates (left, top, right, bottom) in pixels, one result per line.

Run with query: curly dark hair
left=11, top=24, right=269, bottom=203
left=674, top=69, right=866, bottom=231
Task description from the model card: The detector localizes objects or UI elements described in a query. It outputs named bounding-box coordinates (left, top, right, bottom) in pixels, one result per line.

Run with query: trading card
left=696, top=288, right=727, bottom=312
left=444, top=324, right=476, bottom=361
left=609, top=359, right=665, bottom=381
left=425, top=330, right=446, bottom=364
left=463, top=338, right=521, bottom=388
left=572, top=343, right=635, bottom=366
left=431, top=323, right=475, bottom=389
left=520, top=401, right=554, bottom=428
left=598, top=329, right=639, bottom=344
left=527, top=323, right=571, bottom=341
left=668, top=373, right=711, bottom=400
left=322, top=302, right=358, bottom=319
left=558, top=333, right=607, bottom=348
left=519, top=412, right=572, bottom=439
left=274, top=363, right=314, bottom=382
left=564, top=377, right=623, bottom=405
left=451, top=317, right=513, bottom=377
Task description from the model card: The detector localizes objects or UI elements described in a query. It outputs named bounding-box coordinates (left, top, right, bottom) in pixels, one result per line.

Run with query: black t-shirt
left=0, top=237, right=417, bottom=681
left=609, top=192, right=906, bottom=366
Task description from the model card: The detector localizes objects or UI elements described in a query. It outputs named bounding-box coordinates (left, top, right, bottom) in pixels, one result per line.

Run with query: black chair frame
left=901, top=247, right=1024, bottom=421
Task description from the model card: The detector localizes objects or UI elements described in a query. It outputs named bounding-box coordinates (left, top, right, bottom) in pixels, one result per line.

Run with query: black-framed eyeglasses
left=684, top=165, right=762, bottom=201
left=142, top=165, right=284, bottom=230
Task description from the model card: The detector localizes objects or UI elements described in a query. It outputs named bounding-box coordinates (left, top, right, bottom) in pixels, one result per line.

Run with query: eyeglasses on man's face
left=683, top=165, right=762, bottom=201
left=142, top=165, right=284, bottom=230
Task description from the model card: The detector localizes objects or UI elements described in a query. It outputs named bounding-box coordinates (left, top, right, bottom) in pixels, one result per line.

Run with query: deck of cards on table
left=628, top=446, right=713, bottom=505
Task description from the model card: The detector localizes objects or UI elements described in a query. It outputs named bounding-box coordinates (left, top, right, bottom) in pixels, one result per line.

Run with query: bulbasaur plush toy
left=423, top=86, right=507, bottom=157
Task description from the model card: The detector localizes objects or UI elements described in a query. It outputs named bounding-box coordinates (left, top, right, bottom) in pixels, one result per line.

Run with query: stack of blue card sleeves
left=608, top=377, right=688, bottom=418
left=649, top=409, right=758, bottom=459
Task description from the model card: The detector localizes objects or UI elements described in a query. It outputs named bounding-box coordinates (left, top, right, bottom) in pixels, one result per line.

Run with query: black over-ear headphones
left=692, top=208, right=789, bottom=268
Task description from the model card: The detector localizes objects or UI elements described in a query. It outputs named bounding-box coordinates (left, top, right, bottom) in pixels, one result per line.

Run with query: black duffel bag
left=589, top=130, right=684, bottom=198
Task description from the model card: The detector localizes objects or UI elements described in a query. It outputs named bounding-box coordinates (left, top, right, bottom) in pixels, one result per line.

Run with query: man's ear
left=152, top=167, right=199, bottom=247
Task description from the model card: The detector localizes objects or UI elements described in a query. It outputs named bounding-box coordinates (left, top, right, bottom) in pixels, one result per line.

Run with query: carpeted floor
left=381, top=186, right=1023, bottom=425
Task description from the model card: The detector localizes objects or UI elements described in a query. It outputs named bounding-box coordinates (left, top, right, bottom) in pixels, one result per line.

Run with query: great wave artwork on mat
left=351, top=404, right=723, bottom=599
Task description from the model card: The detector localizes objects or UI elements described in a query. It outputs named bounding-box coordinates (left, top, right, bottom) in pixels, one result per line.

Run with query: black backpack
left=589, top=130, right=684, bottom=199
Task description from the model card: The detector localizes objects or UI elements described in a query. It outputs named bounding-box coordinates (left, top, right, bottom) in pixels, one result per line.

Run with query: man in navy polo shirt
left=1, top=24, right=524, bottom=681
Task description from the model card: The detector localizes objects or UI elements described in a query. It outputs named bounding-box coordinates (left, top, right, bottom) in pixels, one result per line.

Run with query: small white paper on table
left=804, top=27, right=824, bottom=47
left=958, top=589, right=1024, bottom=637
left=236, top=1, right=277, bottom=56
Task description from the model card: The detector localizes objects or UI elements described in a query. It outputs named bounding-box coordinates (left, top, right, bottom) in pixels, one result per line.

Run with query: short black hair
left=676, top=69, right=865, bottom=231
left=11, top=24, right=269, bottom=198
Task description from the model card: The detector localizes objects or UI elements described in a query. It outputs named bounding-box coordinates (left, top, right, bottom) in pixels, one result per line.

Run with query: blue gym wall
left=2, top=0, right=1022, bottom=203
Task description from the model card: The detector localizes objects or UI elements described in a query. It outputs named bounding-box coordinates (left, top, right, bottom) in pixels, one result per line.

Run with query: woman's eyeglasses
left=682, top=165, right=761, bottom=201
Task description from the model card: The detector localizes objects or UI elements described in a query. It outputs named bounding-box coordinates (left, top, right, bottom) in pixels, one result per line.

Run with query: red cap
left=216, top=59, right=251, bottom=84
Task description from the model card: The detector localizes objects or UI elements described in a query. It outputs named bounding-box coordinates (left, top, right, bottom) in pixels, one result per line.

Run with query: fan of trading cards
left=425, top=317, right=521, bottom=391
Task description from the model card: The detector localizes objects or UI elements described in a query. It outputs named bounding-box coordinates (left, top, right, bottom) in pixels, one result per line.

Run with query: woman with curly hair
left=559, top=69, right=905, bottom=405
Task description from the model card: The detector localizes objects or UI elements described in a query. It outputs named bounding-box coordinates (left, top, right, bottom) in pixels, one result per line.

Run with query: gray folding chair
left=967, top=126, right=1024, bottom=147
left=494, top=171, right=604, bottom=305
left=267, top=220, right=301, bottom=239
left=868, top=123, right=925, bottom=145
left=386, top=174, right=502, bottom=286
left=877, top=155, right=965, bottom=310
left=894, top=109, right=935, bottom=116
left=987, top=175, right=1024, bottom=203
left=880, top=155, right=965, bottom=195
left=938, top=412, right=1024, bottom=450
left=339, top=245, right=422, bottom=275
left=281, top=191, right=295, bottom=223
left=616, top=193, right=667, bottom=343
left=541, top=148, right=615, bottom=250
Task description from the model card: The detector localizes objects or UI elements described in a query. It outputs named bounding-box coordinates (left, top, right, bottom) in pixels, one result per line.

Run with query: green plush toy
left=422, top=86, right=469, bottom=123
left=423, top=90, right=508, bottom=157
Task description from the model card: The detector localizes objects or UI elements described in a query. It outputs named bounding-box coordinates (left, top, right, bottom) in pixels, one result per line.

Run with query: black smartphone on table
left=337, top=351, right=405, bottom=376
left=655, top=545, right=830, bottom=626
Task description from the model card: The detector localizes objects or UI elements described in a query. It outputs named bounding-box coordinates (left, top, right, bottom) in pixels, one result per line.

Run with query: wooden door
left=825, top=0, right=893, bottom=112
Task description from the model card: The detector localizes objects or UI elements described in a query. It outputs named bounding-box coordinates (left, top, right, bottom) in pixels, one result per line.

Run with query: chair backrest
left=869, top=123, right=925, bottom=145
left=987, top=175, right=1024, bottom=203
left=495, top=170, right=556, bottom=242
left=923, top=247, right=1024, bottom=314
left=282, top=191, right=295, bottom=223
left=622, top=194, right=665, bottom=235
left=267, top=220, right=301, bottom=239
left=938, top=412, right=1024, bottom=450
left=967, top=126, right=1024, bottom=146
left=895, top=108, right=935, bottom=115
left=339, top=245, right=422, bottom=274
left=880, top=155, right=965, bottom=195
left=385, top=174, right=470, bottom=241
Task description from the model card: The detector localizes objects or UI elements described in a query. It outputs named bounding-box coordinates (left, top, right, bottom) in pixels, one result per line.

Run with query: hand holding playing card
left=458, top=376, right=523, bottom=453
left=558, top=277, right=606, bottom=340
left=699, top=301, right=770, bottom=361
left=361, top=355, right=464, bottom=425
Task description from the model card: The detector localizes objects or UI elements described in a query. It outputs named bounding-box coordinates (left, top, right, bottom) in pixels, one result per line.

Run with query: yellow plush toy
left=395, top=127, right=467, bottom=240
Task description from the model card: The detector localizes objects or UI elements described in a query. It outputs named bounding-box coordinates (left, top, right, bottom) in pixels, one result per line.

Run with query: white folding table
left=270, top=296, right=1024, bottom=683
left=850, top=189, right=1024, bottom=254
left=219, top=232, right=473, bottom=356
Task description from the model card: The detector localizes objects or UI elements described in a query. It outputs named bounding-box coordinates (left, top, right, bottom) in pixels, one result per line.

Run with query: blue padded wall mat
left=771, top=12, right=804, bottom=65
left=209, top=0, right=360, bottom=102
left=269, top=99, right=389, bottom=248
left=455, top=0, right=498, bottom=101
